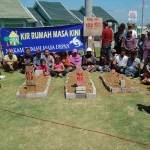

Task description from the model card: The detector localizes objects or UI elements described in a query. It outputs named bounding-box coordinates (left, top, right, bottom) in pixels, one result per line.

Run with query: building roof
left=79, top=6, right=117, bottom=23
left=93, top=6, right=117, bottom=22
left=0, top=0, right=34, bottom=19
left=36, top=1, right=81, bottom=24
left=71, top=10, right=84, bottom=22
left=28, top=7, right=46, bottom=25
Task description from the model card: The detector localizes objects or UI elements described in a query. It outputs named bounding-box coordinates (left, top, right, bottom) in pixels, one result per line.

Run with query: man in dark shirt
left=82, top=47, right=97, bottom=72
left=21, top=48, right=33, bottom=73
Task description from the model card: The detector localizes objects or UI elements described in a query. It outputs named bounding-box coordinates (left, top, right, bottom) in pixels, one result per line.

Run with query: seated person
left=82, top=47, right=97, bottom=72
left=33, top=49, right=42, bottom=68
left=61, top=52, right=75, bottom=73
left=52, top=56, right=65, bottom=77
left=3, top=49, right=18, bottom=72
left=110, top=49, right=118, bottom=68
left=69, top=49, right=82, bottom=69
left=0, top=49, right=3, bottom=66
left=125, top=51, right=140, bottom=77
left=141, top=54, right=150, bottom=85
left=36, top=59, right=49, bottom=76
left=21, top=48, right=33, bottom=73
left=42, top=49, right=55, bottom=72
left=112, top=48, right=128, bottom=74
left=99, top=54, right=111, bottom=72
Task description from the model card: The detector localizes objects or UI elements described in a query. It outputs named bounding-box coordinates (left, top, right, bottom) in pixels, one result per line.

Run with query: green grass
left=0, top=71, right=150, bottom=150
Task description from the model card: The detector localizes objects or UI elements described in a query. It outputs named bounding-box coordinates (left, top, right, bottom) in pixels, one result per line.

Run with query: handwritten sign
left=84, top=17, right=103, bottom=36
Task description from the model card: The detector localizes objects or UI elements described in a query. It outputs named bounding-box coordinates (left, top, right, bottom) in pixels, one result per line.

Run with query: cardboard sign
left=84, top=17, right=103, bottom=36
left=25, top=66, right=36, bottom=86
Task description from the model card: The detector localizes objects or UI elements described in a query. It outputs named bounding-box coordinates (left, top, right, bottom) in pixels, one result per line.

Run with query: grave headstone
left=65, top=71, right=96, bottom=99
left=75, top=70, right=86, bottom=98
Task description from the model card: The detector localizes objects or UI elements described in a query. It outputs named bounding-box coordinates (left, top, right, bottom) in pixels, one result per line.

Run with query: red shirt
left=102, top=27, right=113, bottom=46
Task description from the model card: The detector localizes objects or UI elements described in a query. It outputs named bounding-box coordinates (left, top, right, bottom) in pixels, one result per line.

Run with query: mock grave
left=100, top=71, right=139, bottom=93
left=16, top=66, right=51, bottom=98
left=65, top=69, right=96, bottom=99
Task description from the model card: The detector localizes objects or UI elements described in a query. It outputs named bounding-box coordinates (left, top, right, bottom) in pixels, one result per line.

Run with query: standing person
left=42, top=49, right=55, bottom=73
left=138, top=33, right=146, bottom=60
left=82, top=47, right=97, bottom=72
left=69, top=49, right=82, bottom=68
left=3, top=49, right=18, bottom=72
left=33, top=49, right=42, bottom=68
left=143, top=32, right=150, bottom=62
left=21, top=48, right=33, bottom=73
left=101, top=21, right=113, bottom=62
left=127, top=23, right=137, bottom=39
left=122, top=31, right=137, bottom=56
left=131, top=24, right=138, bottom=39
left=114, top=23, right=126, bottom=54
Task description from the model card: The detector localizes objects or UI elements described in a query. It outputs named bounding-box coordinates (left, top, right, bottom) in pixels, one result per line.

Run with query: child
left=36, top=59, right=49, bottom=76
left=53, top=56, right=65, bottom=77
left=61, top=52, right=75, bottom=73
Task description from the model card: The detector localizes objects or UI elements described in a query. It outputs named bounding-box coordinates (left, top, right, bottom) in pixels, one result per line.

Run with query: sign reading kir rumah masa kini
left=0, top=24, right=84, bottom=55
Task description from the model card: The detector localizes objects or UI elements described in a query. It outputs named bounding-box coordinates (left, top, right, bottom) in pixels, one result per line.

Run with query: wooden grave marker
left=25, top=65, right=36, bottom=86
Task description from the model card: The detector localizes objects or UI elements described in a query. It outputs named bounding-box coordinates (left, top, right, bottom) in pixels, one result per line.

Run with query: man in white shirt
left=127, top=23, right=137, bottom=39
left=113, top=48, right=128, bottom=73
left=131, top=24, right=138, bottom=39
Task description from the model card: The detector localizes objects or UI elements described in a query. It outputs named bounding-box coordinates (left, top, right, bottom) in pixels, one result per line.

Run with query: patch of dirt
left=65, top=70, right=93, bottom=93
left=19, top=75, right=50, bottom=94
left=103, top=72, right=135, bottom=88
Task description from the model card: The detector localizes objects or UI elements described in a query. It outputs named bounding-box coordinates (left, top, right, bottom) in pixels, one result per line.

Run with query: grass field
left=0, top=70, right=150, bottom=150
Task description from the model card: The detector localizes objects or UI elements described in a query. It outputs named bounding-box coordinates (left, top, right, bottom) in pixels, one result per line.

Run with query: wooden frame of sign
left=84, top=17, right=103, bottom=37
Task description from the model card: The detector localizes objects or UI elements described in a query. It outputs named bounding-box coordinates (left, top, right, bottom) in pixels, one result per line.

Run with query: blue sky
left=21, top=0, right=150, bottom=25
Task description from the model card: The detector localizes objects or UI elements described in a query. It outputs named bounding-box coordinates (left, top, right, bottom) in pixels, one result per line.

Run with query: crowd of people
left=1, top=46, right=97, bottom=77
left=100, top=22, right=150, bottom=85
left=0, top=21, right=150, bottom=85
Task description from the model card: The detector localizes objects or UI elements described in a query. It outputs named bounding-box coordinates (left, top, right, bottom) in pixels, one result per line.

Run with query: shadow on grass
left=137, top=104, right=150, bottom=114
